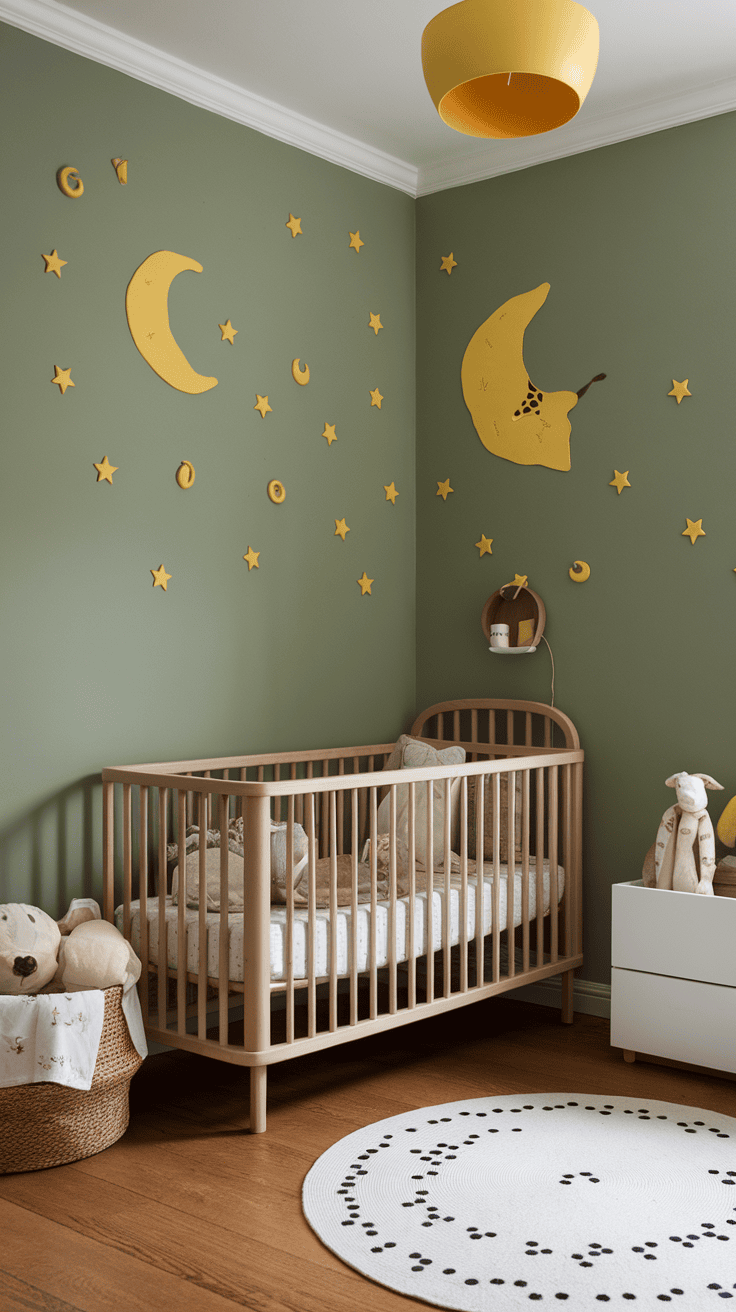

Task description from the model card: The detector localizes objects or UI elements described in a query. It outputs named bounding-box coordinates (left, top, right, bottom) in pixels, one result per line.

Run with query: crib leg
left=560, top=969, right=574, bottom=1024
left=250, top=1065, right=267, bottom=1133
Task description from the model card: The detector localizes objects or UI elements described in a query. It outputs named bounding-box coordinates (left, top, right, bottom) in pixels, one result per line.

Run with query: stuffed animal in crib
left=0, top=898, right=140, bottom=995
left=642, top=772, right=723, bottom=895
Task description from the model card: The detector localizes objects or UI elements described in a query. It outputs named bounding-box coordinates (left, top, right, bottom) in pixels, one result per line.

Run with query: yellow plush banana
left=461, top=283, right=579, bottom=472
left=717, top=794, right=736, bottom=847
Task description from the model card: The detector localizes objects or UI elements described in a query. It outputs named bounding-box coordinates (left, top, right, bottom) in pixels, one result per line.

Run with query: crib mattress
left=116, top=862, right=563, bottom=986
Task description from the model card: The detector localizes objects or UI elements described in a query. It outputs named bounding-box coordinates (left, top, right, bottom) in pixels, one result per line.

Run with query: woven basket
left=0, top=985, right=143, bottom=1175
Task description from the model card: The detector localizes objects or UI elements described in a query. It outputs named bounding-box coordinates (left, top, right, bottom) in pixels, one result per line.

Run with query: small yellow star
left=384, top=482, right=399, bottom=504
left=370, top=388, right=383, bottom=409
left=349, top=230, right=364, bottom=253
left=254, top=394, right=272, bottom=418
left=610, top=470, right=631, bottom=494
left=682, top=518, right=705, bottom=545
left=440, top=253, right=458, bottom=275
left=93, top=456, right=118, bottom=484
left=42, top=249, right=67, bottom=278
left=475, top=534, right=493, bottom=557
left=511, top=574, right=528, bottom=588
left=219, top=319, right=237, bottom=344
left=357, top=572, right=373, bottom=595
left=436, top=478, right=453, bottom=501
left=51, top=365, right=74, bottom=395
left=151, top=564, right=172, bottom=591
left=669, top=379, right=691, bottom=403
left=323, top=422, right=337, bottom=446
left=334, top=518, right=350, bottom=540
left=243, top=546, right=260, bottom=571
left=285, top=213, right=302, bottom=238
left=369, top=312, right=383, bottom=335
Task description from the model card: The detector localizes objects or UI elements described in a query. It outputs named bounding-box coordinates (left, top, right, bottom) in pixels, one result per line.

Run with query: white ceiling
left=3, top=0, right=736, bottom=194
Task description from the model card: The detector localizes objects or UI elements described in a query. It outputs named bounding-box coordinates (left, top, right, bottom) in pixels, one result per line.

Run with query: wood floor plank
left=3, top=999, right=736, bottom=1312
left=0, top=1269, right=84, bottom=1312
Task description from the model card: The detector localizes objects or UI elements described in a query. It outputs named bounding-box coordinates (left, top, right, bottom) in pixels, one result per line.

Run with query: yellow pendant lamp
left=421, top=0, right=599, bottom=139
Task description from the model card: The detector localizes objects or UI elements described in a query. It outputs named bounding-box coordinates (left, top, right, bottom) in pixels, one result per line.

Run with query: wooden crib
left=102, top=698, right=583, bottom=1132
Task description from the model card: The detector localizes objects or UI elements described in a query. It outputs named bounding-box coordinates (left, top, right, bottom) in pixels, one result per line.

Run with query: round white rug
left=302, top=1094, right=736, bottom=1310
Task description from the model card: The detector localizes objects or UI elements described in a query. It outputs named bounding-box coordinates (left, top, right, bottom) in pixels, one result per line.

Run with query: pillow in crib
left=171, top=822, right=308, bottom=909
left=377, top=736, right=465, bottom=870
left=467, top=771, right=522, bottom=864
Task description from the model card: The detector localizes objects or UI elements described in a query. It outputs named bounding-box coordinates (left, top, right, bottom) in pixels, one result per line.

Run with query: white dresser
left=610, top=879, right=736, bottom=1075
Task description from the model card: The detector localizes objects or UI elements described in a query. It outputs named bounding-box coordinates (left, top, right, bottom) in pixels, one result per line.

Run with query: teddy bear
left=0, top=898, right=140, bottom=995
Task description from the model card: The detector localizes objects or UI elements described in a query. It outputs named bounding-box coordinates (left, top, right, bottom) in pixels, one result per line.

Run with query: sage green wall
left=0, top=24, right=416, bottom=913
left=416, top=112, right=736, bottom=985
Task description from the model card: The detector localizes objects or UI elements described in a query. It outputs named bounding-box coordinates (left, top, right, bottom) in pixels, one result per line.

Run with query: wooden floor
left=2, top=998, right=736, bottom=1311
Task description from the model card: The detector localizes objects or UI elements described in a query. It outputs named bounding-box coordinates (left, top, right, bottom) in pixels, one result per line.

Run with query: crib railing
left=102, top=740, right=583, bottom=1131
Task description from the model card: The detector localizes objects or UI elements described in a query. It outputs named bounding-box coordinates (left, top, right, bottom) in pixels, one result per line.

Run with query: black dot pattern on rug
left=305, top=1097, right=736, bottom=1311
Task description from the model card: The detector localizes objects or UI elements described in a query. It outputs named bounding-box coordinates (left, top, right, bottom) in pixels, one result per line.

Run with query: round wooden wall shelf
left=481, top=581, right=546, bottom=654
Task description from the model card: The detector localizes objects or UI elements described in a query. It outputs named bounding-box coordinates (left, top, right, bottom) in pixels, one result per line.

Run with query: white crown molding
left=417, top=75, right=736, bottom=195
left=0, top=0, right=419, bottom=196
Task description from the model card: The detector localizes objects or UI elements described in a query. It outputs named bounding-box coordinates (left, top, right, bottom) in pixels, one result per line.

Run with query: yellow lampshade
left=421, top=0, right=599, bottom=139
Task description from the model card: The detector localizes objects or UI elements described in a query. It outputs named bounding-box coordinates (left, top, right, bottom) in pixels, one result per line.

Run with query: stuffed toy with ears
left=644, top=772, right=724, bottom=895
left=0, top=898, right=141, bottom=994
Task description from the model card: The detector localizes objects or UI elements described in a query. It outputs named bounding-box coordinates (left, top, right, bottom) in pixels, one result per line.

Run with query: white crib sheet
left=116, top=862, right=563, bottom=986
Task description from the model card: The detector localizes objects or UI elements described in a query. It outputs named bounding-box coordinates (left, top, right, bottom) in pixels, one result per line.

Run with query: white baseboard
left=506, top=975, right=611, bottom=1019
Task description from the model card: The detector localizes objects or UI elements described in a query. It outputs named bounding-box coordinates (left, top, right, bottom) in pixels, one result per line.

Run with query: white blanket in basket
left=0, top=991, right=106, bottom=1091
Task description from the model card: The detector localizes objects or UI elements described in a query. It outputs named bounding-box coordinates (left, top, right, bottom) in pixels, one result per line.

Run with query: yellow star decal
left=42, top=249, right=67, bottom=277
left=151, top=564, right=172, bottom=591
left=219, top=319, right=237, bottom=344
left=349, top=230, right=364, bottom=253
left=334, top=518, right=350, bottom=540
left=384, top=482, right=399, bottom=504
left=243, top=546, right=260, bottom=571
left=511, top=574, right=528, bottom=588
left=440, top=253, right=458, bottom=275
left=285, top=213, right=302, bottom=238
left=370, top=388, right=383, bottom=409
left=51, top=365, right=74, bottom=395
left=357, top=572, right=373, bottom=595
left=669, top=379, right=691, bottom=403
left=436, top=479, right=453, bottom=500
left=369, top=312, right=383, bottom=335
left=93, top=456, right=118, bottom=484
left=610, top=470, right=631, bottom=494
left=475, top=534, right=493, bottom=557
left=254, top=395, right=272, bottom=418
left=323, top=423, right=337, bottom=446
left=682, top=518, right=705, bottom=545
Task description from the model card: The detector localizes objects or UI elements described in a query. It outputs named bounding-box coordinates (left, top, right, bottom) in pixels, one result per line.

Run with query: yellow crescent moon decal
left=125, top=251, right=218, bottom=395
left=461, top=284, right=578, bottom=471
left=176, top=461, right=195, bottom=489
left=57, top=166, right=84, bottom=198
left=267, top=479, right=286, bottom=504
left=569, top=560, right=591, bottom=582
left=291, top=358, right=310, bottom=385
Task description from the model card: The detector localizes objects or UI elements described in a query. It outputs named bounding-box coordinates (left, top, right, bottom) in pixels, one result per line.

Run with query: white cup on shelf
left=490, top=623, right=510, bottom=648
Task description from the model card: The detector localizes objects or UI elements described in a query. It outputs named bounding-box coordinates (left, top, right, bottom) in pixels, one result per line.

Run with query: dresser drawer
left=611, top=880, right=736, bottom=988
left=611, top=967, right=736, bottom=1074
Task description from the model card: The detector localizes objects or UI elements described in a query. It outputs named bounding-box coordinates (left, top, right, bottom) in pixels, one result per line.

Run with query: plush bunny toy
left=649, top=771, right=724, bottom=895
left=0, top=899, right=140, bottom=995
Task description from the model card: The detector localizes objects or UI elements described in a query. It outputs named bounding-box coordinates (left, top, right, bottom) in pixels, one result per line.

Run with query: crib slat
left=307, top=793, right=317, bottom=1039
left=198, top=792, right=208, bottom=1040
left=369, top=786, right=378, bottom=1020
left=102, top=781, right=114, bottom=922
left=521, top=768, right=531, bottom=974
left=337, top=759, right=345, bottom=855
left=470, top=709, right=478, bottom=764
left=426, top=779, right=434, bottom=1006
left=491, top=775, right=500, bottom=985
left=535, top=767, right=545, bottom=966
left=176, top=790, right=187, bottom=1036
left=443, top=777, right=451, bottom=999
left=122, top=784, right=132, bottom=941
left=459, top=777, right=469, bottom=994
left=407, top=781, right=416, bottom=1011
left=549, top=765, right=559, bottom=963
left=138, top=786, right=149, bottom=1030
left=388, top=785, right=397, bottom=1016
left=329, top=791, right=338, bottom=1032
left=218, top=794, right=230, bottom=1045
left=242, top=791, right=271, bottom=1132
left=350, top=789, right=359, bottom=1027
left=285, top=797, right=295, bottom=1045
left=505, top=771, right=515, bottom=979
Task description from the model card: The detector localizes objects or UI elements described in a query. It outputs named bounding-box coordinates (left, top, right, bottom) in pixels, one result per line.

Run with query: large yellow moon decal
left=126, top=251, right=218, bottom=395
left=462, top=283, right=583, bottom=472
